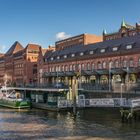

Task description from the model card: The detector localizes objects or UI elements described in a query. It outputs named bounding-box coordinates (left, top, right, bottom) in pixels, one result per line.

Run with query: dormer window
left=71, top=54, right=75, bottom=57
left=57, top=56, right=60, bottom=59
left=100, top=49, right=105, bottom=53
left=51, top=57, right=54, bottom=61
left=126, top=44, right=132, bottom=49
left=113, top=47, right=118, bottom=51
left=89, top=50, right=94, bottom=54
left=80, top=52, right=84, bottom=56
left=64, top=55, right=67, bottom=58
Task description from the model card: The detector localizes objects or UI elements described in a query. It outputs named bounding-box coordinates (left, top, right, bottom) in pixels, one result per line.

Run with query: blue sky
left=0, top=0, right=140, bottom=52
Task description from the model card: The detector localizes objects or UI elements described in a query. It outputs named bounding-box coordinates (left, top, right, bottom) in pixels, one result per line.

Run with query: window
left=126, top=44, right=132, bottom=49
left=89, top=50, right=94, bottom=54
left=79, top=39, right=83, bottom=42
left=81, top=64, right=84, bottom=70
left=103, top=61, right=106, bottom=69
left=87, top=63, right=90, bottom=70
left=70, top=65, right=73, bottom=71
left=80, top=52, right=84, bottom=56
left=129, top=58, right=134, bottom=67
left=100, top=49, right=105, bottom=53
left=123, top=60, right=127, bottom=67
left=49, top=67, right=52, bottom=72
left=71, top=54, right=75, bottom=57
left=78, top=64, right=81, bottom=70
left=113, top=47, right=118, bottom=51
left=52, top=67, right=54, bottom=72
left=92, top=63, right=95, bottom=71
left=115, top=60, right=119, bottom=68
left=138, top=58, right=140, bottom=66
left=65, top=65, right=68, bottom=71
left=61, top=65, right=64, bottom=71
left=109, top=61, right=114, bottom=68
left=73, top=64, right=75, bottom=71
left=98, top=62, right=102, bottom=69
left=58, top=66, right=61, bottom=71
left=64, top=55, right=67, bottom=58
left=56, top=66, right=58, bottom=72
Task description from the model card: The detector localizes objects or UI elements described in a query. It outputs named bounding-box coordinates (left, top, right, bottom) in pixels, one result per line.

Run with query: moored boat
left=0, top=87, right=31, bottom=109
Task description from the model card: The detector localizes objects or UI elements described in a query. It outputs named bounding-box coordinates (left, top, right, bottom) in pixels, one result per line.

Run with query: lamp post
left=126, top=66, right=129, bottom=91
left=109, top=63, right=111, bottom=92
left=120, top=83, right=124, bottom=106
left=56, top=69, right=58, bottom=88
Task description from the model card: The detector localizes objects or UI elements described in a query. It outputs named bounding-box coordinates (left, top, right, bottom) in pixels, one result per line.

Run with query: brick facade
left=39, top=24, right=140, bottom=92
left=0, top=41, right=40, bottom=87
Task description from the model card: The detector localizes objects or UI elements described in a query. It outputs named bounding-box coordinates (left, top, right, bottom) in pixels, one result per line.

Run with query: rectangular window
left=71, top=54, right=75, bottom=57
left=64, top=55, right=67, bottom=58
left=100, top=49, right=105, bottom=53
left=126, top=44, right=132, bottom=49
left=113, top=47, right=118, bottom=51
left=89, top=50, right=94, bottom=54
left=80, top=52, right=84, bottom=56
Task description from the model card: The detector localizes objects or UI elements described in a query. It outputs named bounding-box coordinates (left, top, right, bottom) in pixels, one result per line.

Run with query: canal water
left=0, top=108, right=140, bottom=140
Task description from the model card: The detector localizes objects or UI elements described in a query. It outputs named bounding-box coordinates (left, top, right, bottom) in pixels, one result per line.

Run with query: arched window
left=70, top=65, right=73, bottom=71
left=87, top=63, right=90, bottom=70
left=61, top=65, right=64, bottom=71
left=78, top=64, right=81, bottom=70
left=92, top=63, right=95, bottom=71
left=52, top=67, right=54, bottom=72
left=109, top=61, right=114, bottom=68
left=129, top=58, right=134, bottom=67
left=138, top=58, right=140, bottom=66
left=123, top=60, right=127, bottom=68
left=98, top=62, right=102, bottom=69
left=65, top=65, right=68, bottom=71
left=49, top=67, right=52, bottom=72
left=103, top=61, right=106, bottom=69
left=115, top=60, right=119, bottom=68
left=56, top=66, right=58, bottom=72
left=73, top=64, right=75, bottom=71
left=58, top=66, right=61, bottom=72
left=81, top=63, right=85, bottom=70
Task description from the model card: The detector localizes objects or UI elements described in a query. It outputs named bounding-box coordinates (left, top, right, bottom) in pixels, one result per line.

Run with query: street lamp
left=120, top=83, right=124, bottom=106
left=126, top=66, right=129, bottom=91
left=109, top=62, right=112, bottom=92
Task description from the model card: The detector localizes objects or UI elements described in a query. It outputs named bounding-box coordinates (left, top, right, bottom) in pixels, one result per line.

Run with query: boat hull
left=0, top=99, right=31, bottom=109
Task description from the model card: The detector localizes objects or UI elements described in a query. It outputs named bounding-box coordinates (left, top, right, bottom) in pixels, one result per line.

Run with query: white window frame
left=126, top=44, right=132, bottom=49
left=100, top=49, right=105, bottom=53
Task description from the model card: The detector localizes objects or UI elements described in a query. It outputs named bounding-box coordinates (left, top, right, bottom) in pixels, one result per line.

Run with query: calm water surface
left=0, top=107, right=140, bottom=140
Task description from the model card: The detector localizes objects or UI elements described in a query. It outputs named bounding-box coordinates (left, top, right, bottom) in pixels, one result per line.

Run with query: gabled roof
left=41, top=48, right=47, bottom=56
left=6, top=41, right=24, bottom=55
left=25, top=44, right=40, bottom=51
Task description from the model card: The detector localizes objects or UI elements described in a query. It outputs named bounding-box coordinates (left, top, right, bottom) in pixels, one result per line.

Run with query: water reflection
left=0, top=107, right=140, bottom=140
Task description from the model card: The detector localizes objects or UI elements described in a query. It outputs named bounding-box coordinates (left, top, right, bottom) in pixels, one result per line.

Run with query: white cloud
left=0, top=45, right=7, bottom=53
left=56, top=32, right=71, bottom=40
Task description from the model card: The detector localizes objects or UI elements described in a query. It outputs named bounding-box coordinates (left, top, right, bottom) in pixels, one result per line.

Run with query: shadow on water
left=0, top=107, right=140, bottom=139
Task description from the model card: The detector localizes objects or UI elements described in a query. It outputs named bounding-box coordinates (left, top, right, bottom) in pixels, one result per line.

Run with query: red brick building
left=40, top=22, right=140, bottom=92
left=103, top=20, right=140, bottom=41
left=0, top=41, right=40, bottom=86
